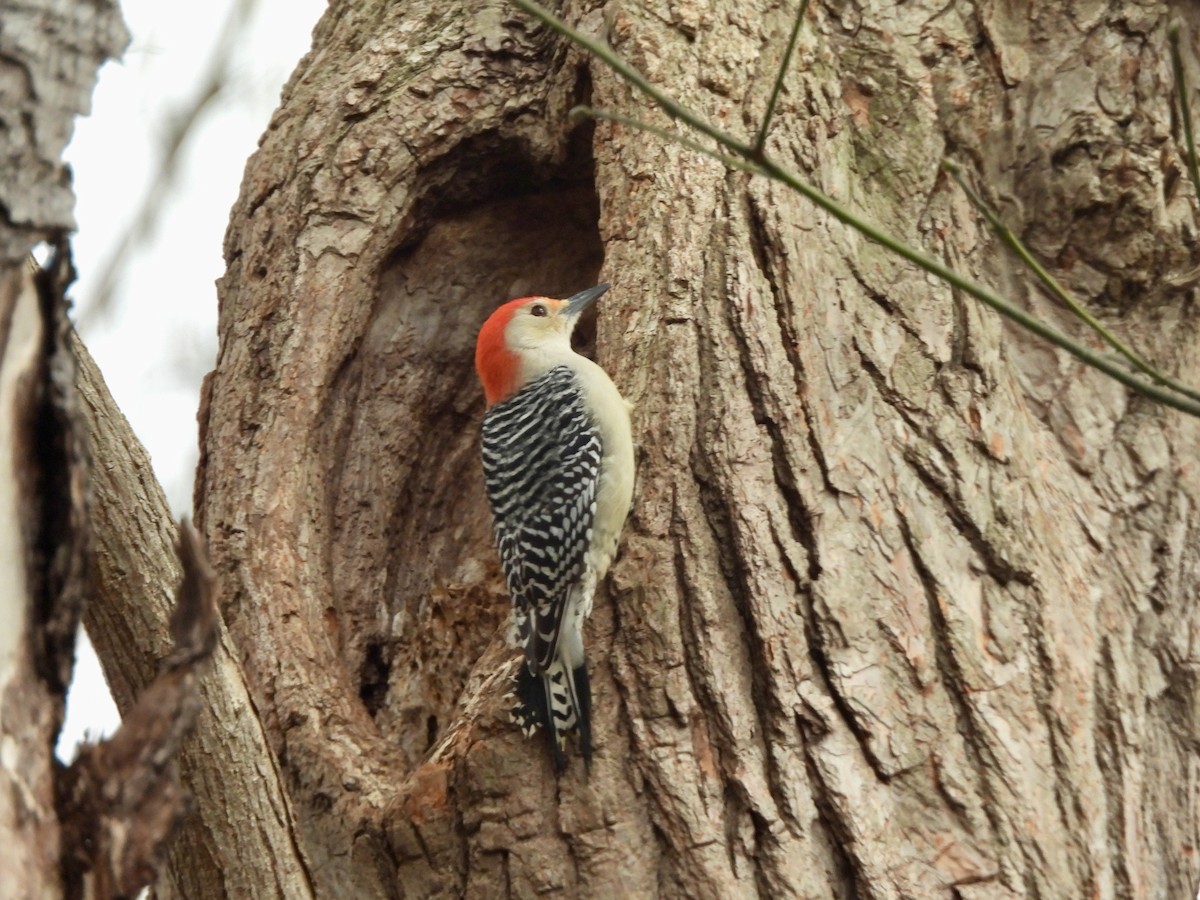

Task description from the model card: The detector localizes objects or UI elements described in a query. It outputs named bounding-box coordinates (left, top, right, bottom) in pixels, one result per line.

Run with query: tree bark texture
left=0, top=1, right=128, bottom=269
left=192, top=0, right=1200, bottom=897
left=0, top=252, right=82, bottom=899
left=0, top=0, right=124, bottom=895
left=77, top=335, right=315, bottom=900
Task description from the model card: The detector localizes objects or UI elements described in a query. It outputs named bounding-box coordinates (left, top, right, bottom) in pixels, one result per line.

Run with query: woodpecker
left=475, top=283, right=634, bottom=770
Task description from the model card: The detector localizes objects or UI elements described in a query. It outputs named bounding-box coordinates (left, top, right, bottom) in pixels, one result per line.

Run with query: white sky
left=56, top=0, right=327, bottom=759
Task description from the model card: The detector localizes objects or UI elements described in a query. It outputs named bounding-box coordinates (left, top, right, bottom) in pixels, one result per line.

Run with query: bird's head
left=475, top=284, right=609, bottom=405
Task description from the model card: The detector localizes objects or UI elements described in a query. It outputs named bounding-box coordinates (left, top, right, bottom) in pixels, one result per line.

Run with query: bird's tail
left=511, top=658, right=592, bottom=771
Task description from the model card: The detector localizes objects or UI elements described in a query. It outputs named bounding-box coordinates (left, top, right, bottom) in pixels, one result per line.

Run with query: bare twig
left=512, top=0, right=755, bottom=157
left=943, top=161, right=1200, bottom=404
left=513, top=0, right=1200, bottom=417
left=574, top=105, right=766, bottom=176
left=754, top=0, right=811, bottom=157
left=1170, top=25, right=1200, bottom=209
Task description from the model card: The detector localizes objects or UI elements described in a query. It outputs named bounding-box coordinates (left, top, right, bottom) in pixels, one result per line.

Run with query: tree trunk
left=186, top=0, right=1200, bottom=896
left=0, top=0, right=124, bottom=894
left=0, top=4, right=232, bottom=897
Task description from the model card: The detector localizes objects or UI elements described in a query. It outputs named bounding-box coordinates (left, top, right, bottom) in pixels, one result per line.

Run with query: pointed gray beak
left=563, top=283, right=610, bottom=318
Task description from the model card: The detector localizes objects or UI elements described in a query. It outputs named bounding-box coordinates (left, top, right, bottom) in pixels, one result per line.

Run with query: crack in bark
left=1093, top=637, right=1134, bottom=900
left=746, top=208, right=824, bottom=581
left=683, top=438, right=787, bottom=884
left=795, top=713, right=875, bottom=900
left=842, top=249, right=935, bottom=349
left=1023, top=595, right=1087, bottom=883
left=734, top=184, right=923, bottom=890
left=744, top=183, right=843, bottom=507
left=803, top=602, right=893, bottom=782
left=1144, top=476, right=1187, bottom=615
left=663, top=204, right=814, bottom=894
left=892, top=505, right=1016, bottom=891
left=722, top=192, right=818, bottom=706
left=669, top=516, right=734, bottom=854
left=763, top=505, right=897, bottom=798
left=852, top=334, right=931, bottom=430
left=902, top=447, right=1034, bottom=588
left=720, top=367, right=888, bottom=794
left=894, top=472, right=1084, bottom=895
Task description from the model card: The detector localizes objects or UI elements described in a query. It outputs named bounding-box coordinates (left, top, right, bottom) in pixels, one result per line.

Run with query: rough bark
left=0, top=1, right=128, bottom=269
left=76, top=336, right=315, bottom=899
left=186, top=0, right=1200, bottom=897
left=0, top=0, right=125, bottom=894
left=0, top=251, right=86, bottom=899
left=0, top=2, right=238, bottom=896
left=0, top=256, right=228, bottom=899
left=59, top=520, right=219, bottom=899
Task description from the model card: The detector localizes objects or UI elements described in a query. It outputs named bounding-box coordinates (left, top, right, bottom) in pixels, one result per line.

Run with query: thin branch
left=574, top=106, right=768, bottom=177
left=511, top=0, right=1200, bottom=417
left=511, top=0, right=756, bottom=157
left=1170, top=25, right=1200, bottom=208
left=944, top=161, right=1200, bottom=404
left=754, top=0, right=811, bottom=156
left=748, top=157, right=1200, bottom=416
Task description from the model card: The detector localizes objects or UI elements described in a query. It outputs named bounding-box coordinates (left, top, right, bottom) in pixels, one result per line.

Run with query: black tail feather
left=512, top=665, right=567, bottom=771
left=513, top=664, right=548, bottom=732
left=572, top=664, right=592, bottom=770
left=510, top=661, right=590, bottom=772
left=544, top=674, right=568, bottom=774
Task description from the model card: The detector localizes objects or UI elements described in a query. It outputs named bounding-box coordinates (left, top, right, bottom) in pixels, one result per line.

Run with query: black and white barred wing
left=481, top=366, right=601, bottom=672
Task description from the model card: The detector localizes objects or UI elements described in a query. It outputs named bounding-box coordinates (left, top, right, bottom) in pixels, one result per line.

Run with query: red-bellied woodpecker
left=475, top=283, right=634, bottom=770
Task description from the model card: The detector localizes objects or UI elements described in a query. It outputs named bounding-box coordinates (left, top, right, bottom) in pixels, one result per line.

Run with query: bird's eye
left=530, top=303, right=548, bottom=317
